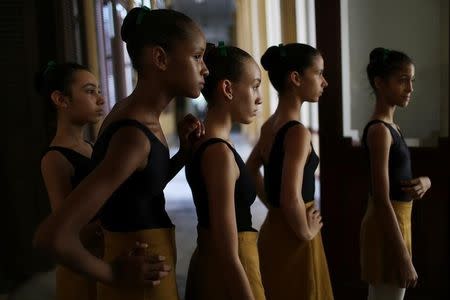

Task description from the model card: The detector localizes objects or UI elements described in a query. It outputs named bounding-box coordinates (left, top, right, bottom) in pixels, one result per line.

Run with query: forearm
left=56, top=236, right=114, bottom=284
left=34, top=217, right=113, bottom=284
left=280, top=196, right=313, bottom=241
left=79, top=221, right=103, bottom=257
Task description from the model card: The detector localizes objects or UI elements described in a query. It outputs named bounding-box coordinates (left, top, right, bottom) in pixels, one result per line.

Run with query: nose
left=406, top=80, right=413, bottom=93
left=97, top=93, right=105, bottom=106
left=256, top=96, right=263, bottom=105
left=322, top=76, right=328, bottom=88
left=202, top=60, right=209, bottom=77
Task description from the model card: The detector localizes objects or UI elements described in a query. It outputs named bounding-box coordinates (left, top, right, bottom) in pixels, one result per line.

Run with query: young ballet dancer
left=246, top=43, right=333, bottom=300
left=37, top=61, right=104, bottom=300
left=34, top=7, right=209, bottom=300
left=360, top=47, right=431, bottom=300
left=184, top=43, right=265, bottom=300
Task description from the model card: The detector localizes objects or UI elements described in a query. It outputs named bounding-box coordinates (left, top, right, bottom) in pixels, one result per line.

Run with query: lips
left=402, top=95, right=411, bottom=101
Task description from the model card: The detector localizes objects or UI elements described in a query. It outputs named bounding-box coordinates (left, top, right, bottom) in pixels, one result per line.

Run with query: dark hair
left=261, top=43, right=320, bottom=93
left=202, top=43, right=253, bottom=104
left=34, top=62, right=89, bottom=112
left=366, top=47, right=413, bottom=91
left=121, top=7, right=196, bottom=71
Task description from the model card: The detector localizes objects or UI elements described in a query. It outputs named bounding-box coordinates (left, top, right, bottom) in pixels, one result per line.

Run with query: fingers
left=308, top=208, right=321, bottom=218
left=402, top=185, right=423, bottom=199
left=146, top=255, right=166, bottom=263
left=144, top=269, right=170, bottom=281
left=128, top=242, right=148, bottom=256
left=142, top=279, right=161, bottom=287
left=194, top=120, right=202, bottom=137
left=144, top=261, right=171, bottom=272
left=406, top=277, right=418, bottom=289
left=401, top=178, right=420, bottom=186
left=200, top=120, right=205, bottom=135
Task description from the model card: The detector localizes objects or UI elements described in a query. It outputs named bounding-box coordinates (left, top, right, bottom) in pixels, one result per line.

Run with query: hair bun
left=121, top=7, right=143, bottom=43
left=261, top=45, right=281, bottom=71
left=369, top=47, right=388, bottom=63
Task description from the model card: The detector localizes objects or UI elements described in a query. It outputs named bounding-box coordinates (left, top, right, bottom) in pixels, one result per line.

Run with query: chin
left=399, top=100, right=410, bottom=107
left=90, top=117, right=102, bottom=124
left=241, top=116, right=255, bottom=124
left=187, top=90, right=201, bottom=99
left=307, top=97, right=320, bottom=103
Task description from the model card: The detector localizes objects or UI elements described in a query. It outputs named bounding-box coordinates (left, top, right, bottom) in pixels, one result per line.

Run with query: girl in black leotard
left=34, top=7, right=208, bottom=300
left=246, top=43, right=333, bottom=300
left=360, top=48, right=431, bottom=300
left=37, top=62, right=104, bottom=300
left=184, top=43, right=265, bottom=300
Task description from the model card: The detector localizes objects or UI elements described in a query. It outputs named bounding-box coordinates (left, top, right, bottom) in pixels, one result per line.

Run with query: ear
left=50, top=90, right=68, bottom=109
left=219, top=79, right=233, bottom=101
left=374, top=76, right=383, bottom=91
left=151, top=46, right=169, bottom=71
left=289, top=71, right=302, bottom=87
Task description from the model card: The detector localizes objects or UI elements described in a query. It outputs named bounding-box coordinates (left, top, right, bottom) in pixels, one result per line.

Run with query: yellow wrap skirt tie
left=258, top=201, right=334, bottom=300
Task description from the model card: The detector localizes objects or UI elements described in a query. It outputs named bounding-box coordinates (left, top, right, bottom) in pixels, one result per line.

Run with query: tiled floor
left=7, top=135, right=268, bottom=300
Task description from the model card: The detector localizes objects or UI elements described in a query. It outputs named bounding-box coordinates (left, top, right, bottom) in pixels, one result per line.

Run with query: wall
left=341, top=0, right=449, bottom=146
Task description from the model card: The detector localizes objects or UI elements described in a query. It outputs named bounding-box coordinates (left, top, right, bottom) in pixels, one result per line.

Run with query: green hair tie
left=279, top=43, right=287, bottom=57
left=43, top=60, right=57, bottom=75
left=136, top=6, right=151, bottom=25
left=218, top=41, right=227, bottom=57
left=382, top=48, right=390, bottom=62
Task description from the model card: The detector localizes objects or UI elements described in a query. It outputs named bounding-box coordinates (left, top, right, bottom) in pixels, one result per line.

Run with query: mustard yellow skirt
left=258, top=201, right=334, bottom=300
left=56, top=266, right=97, bottom=300
left=56, top=223, right=103, bottom=300
left=360, top=199, right=413, bottom=285
left=97, top=228, right=179, bottom=300
left=185, top=228, right=266, bottom=300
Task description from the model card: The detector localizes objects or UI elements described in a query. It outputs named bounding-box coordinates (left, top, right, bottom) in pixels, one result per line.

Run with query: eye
left=194, top=54, right=202, bottom=61
left=86, top=89, right=101, bottom=95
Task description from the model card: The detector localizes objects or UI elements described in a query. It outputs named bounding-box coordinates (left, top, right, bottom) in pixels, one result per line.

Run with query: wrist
left=104, top=261, right=118, bottom=285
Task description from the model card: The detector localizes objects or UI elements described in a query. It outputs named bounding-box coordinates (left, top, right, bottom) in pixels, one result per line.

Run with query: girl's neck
left=52, top=116, right=86, bottom=147
left=372, top=96, right=396, bottom=124
left=274, top=90, right=303, bottom=122
left=126, top=75, right=174, bottom=122
left=203, top=104, right=233, bottom=141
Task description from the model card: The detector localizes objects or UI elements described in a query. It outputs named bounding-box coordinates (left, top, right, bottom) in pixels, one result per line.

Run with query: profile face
left=378, top=63, right=415, bottom=107
left=231, top=58, right=262, bottom=124
left=166, top=26, right=209, bottom=99
left=299, top=55, right=328, bottom=103
left=66, top=70, right=105, bottom=124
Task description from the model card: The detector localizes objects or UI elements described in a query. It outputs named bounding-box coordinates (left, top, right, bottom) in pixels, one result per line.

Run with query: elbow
left=293, top=228, right=313, bottom=241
